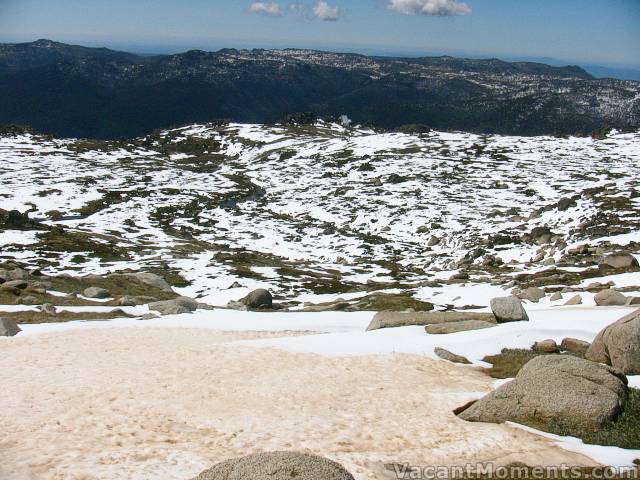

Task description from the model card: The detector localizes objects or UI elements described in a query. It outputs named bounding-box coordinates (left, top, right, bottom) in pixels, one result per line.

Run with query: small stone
left=518, top=287, right=546, bottom=303
left=601, top=253, right=639, bottom=270
left=550, top=292, right=563, bottom=301
left=561, top=338, right=590, bottom=355
left=533, top=339, right=560, bottom=353
left=434, top=347, right=471, bottom=364
left=3, top=280, right=28, bottom=290
left=21, top=295, right=40, bottom=305
left=39, top=303, right=57, bottom=315
left=83, top=287, right=111, bottom=299
left=564, top=295, right=583, bottom=306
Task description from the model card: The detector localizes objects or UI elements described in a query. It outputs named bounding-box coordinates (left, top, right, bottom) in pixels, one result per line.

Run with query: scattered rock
left=601, top=253, right=639, bottom=270
left=139, top=313, right=160, bottom=320
left=366, top=311, right=496, bottom=331
left=490, top=296, right=529, bottom=323
left=458, top=355, right=628, bottom=432
left=561, top=337, right=590, bottom=356
left=557, top=198, right=576, bottom=211
left=586, top=309, right=640, bottom=375
left=0, top=318, right=21, bottom=337
left=228, top=281, right=242, bottom=289
left=3, top=280, right=28, bottom=290
left=149, top=297, right=199, bottom=315
left=38, top=303, right=57, bottom=315
left=434, top=347, right=471, bottom=364
left=550, top=292, right=563, bottom=301
left=594, top=289, right=627, bottom=307
left=242, top=289, right=273, bottom=309
left=192, top=451, right=355, bottom=480
left=533, top=339, right=560, bottom=353
left=21, top=295, right=40, bottom=305
left=564, top=295, right=583, bottom=306
left=83, top=287, right=111, bottom=299
left=518, top=287, right=546, bottom=303
left=127, top=272, right=173, bottom=292
left=626, top=297, right=640, bottom=306
left=426, top=320, right=496, bottom=335
left=117, top=295, right=156, bottom=307
left=427, top=236, right=440, bottom=247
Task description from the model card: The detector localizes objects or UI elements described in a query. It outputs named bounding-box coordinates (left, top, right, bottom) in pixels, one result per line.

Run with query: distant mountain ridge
left=0, top=39, right=638, bottom=139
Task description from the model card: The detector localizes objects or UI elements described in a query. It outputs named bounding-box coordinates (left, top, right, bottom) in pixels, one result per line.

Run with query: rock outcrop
left=366, top=311, right=496, bottom=331
left=586, top=309, right=640, bottom=375
left=0, top=318, right=21, bottom=337
left=192, top=451, right=355, bottom=480
left=458, top=355, right=628, bottom=432
left=490, top=296, right=529, bottom=323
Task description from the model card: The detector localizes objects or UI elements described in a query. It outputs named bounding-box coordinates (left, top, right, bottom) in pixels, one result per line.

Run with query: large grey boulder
left=242, top=289, right=273, bottom=309
left=490, top=296, right=529, bottom=323
left=83, top=287, right=110, bottom=299
left=459, top=355, right=628, bottom=431
left=149, top=296, right=199, bottom=315
left=594, top=289, right=627, bottom=306
left=366, top=311, right=496, bottom=331
left=192, top=451, right=355, bottom=480
left=0, top=318, right=21, bottom=337
left=602, top=253, right=639, bottom=270
left=586, top=309, right=640, bottom=375
left=426, top=320, right=496, bottom=335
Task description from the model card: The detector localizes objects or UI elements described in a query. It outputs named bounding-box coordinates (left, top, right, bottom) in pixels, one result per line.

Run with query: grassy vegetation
left=544, top=389, right=640, bottom=450
left=1, top=309, right=135, bottom=325
left=35, top=228, right=131, bottom=262
left=481, top=349, right=549, bottom=379
left=481, top=348, right=586, bottom=379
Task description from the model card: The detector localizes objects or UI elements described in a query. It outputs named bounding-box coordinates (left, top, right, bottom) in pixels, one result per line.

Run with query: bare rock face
left=586, top=309, right=640, bottom=375
left=366, top=311, right=496, bottom=331
left=594, top=289, right=627, bottom=306
left=434, top=347, right=471, bottom=364
left=192, top=451, right=355, bottom=480
left=0, top=318, right=21, bottom=337
left=426, top=320, right=496, bottom=335
left=601, top=253, right=639, bottom=270
left=458, top=355, right=628, bottom=432
left=490, top=296, right=529, bottom=323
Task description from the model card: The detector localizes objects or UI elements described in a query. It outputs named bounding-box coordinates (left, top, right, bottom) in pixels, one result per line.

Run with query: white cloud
left=313, top=1, right=340, bottom=21
left=249, top=1, right=283, bottom=16
left=388, top=0, right=472, bottom=16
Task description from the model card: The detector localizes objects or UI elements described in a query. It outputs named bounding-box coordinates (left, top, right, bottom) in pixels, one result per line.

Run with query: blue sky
left=1, top=0, right=638, bottom=68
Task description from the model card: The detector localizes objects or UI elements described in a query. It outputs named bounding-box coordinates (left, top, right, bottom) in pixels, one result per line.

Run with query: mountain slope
left=0, top=40, right=639, bottom=138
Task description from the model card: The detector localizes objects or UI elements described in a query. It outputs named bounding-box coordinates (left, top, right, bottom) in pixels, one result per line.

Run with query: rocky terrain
left=1, top=121, right=640, bottom=479
left=0, top=39, right=639, bottom=138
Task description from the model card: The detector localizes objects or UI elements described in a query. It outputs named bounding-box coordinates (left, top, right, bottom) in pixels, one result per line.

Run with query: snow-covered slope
left=1, top=123, right=639, bottom=307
